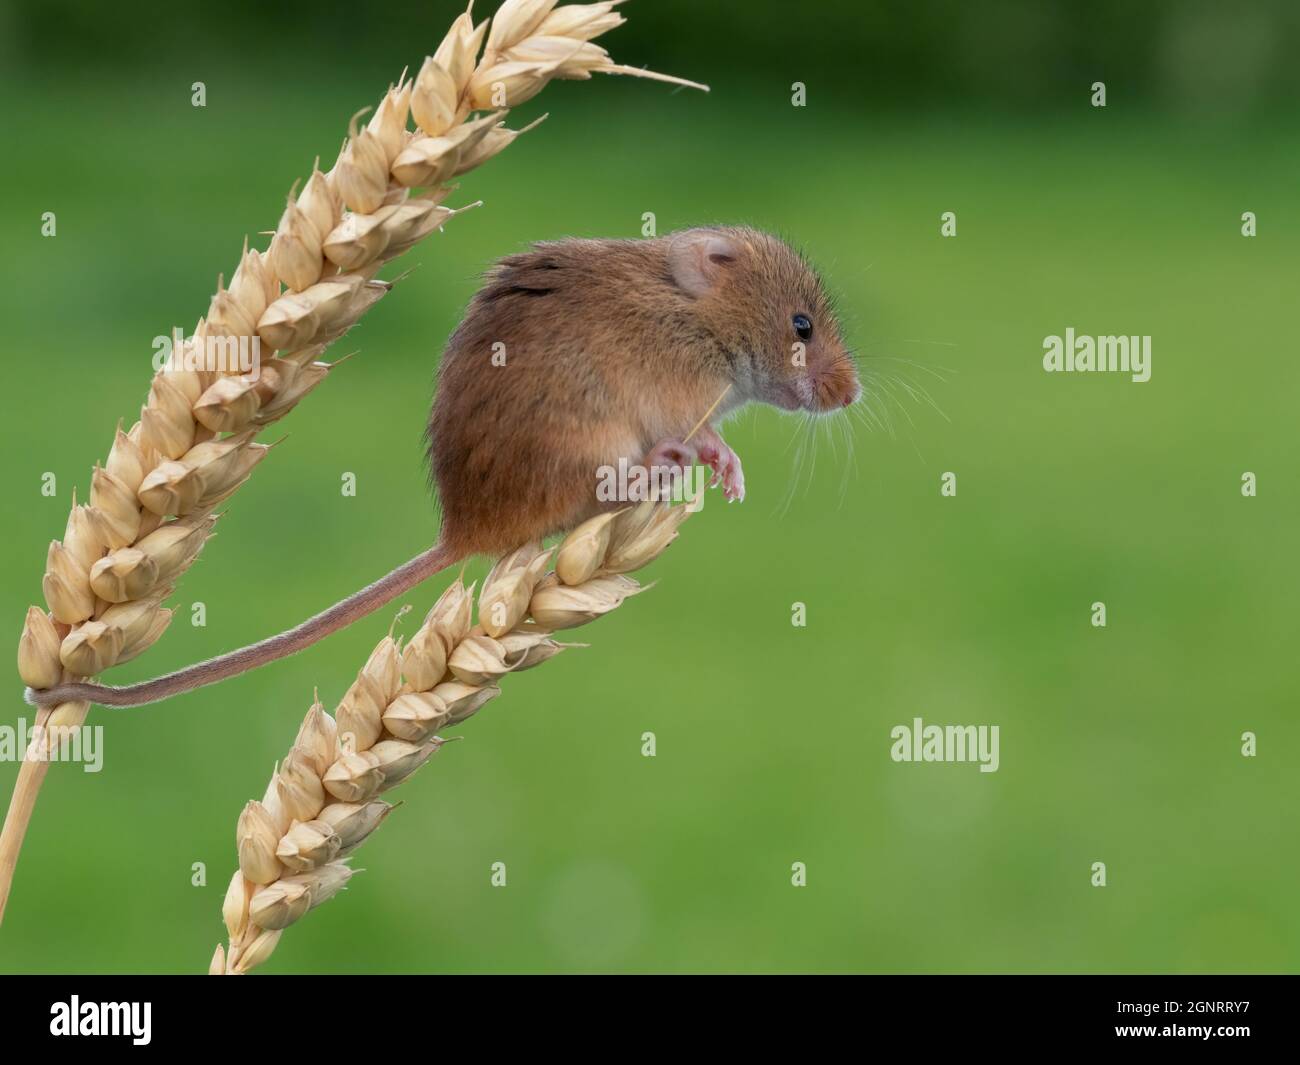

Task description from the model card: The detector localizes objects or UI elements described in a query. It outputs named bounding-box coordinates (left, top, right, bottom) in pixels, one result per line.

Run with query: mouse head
left=668, top=227, right=860, bottom=413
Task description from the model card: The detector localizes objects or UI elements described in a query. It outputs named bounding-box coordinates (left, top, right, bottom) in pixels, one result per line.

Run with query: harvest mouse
left=33, top=226, right=860, bottom=708
left=431, top=225, right=860, bottom=555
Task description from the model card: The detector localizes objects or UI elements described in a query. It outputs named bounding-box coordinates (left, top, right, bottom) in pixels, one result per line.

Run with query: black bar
left=0, top=975, right=1291, bottom=1051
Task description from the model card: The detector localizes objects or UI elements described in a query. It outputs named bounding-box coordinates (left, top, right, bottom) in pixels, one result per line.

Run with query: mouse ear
left=668, top=231, right=743, bottom=298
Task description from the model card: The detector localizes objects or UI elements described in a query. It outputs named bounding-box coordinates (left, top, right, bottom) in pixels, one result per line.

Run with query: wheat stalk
left=2, top=0, right=705, bottom=925
left=211, top=500, right=690, bottom=973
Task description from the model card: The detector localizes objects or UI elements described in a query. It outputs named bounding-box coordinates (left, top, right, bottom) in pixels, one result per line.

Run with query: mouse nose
left=809, top=371, right=861, bottom=412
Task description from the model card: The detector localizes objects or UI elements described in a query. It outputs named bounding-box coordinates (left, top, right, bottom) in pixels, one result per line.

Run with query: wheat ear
left=3, top=0, right=705, bottom=925
left=213, top=499, right=690, bottom=974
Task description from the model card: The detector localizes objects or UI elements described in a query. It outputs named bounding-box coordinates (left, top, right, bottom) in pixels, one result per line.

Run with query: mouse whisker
left=860, top=349, right=955, bottom=376
left=868, top=364, right=948, bottom=432
left=848, top=386, right=879, bottom=435
left=807, top=414, right=821, bottom=488
left=877, top=374, right=922, bottom=433
left=858, top=372, right=897, bottom=439
left=836, top=413, right=856, bottom=511
left=774, top=410, right=815, bottom=519
left=872, top=363, right=952, bottom=424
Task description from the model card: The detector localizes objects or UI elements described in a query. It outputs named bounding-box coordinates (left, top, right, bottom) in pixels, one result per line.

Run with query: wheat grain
left=17, top=0, right=700, bottom=712
left=213, top=500, right=690, bottom=973
left=3, top=0, right=704, bottom=924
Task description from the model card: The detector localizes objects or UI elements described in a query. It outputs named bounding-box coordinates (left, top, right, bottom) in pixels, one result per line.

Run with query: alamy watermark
left=596, top=457, right=707, bottom=512
left=1043, top=328, right=1151, bottom=383
left=1, top=718, right=103, bottom=772
left=890, top=717, right=999, bottom=773
left=50, top=997, right=150, bottom=1044
left=153, top=326, right=261, bottom=380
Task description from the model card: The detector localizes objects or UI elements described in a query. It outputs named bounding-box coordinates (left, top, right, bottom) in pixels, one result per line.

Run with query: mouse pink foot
left=693, top=426, right=745, bottom=502
left=642, top=438, right=696, bottom=500
left=643, top=438, right=694, bottom=471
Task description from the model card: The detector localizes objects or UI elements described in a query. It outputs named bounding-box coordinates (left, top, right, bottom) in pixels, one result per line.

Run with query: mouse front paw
left=694, top=431, right=745, bottom=503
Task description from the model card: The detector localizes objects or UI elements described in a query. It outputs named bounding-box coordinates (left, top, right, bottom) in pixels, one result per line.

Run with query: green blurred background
left=1, top=0, right=1297, bottom=973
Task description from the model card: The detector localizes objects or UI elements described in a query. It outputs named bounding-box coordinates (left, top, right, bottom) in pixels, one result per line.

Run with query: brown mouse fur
left=31, top=227, right=858, bottom=709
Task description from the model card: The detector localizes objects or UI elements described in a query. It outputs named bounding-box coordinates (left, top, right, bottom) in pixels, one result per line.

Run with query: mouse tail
left=26, top=542, right=463, bottom=711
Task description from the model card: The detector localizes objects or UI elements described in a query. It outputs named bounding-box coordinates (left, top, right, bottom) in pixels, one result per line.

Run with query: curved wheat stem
left=3, top=0, right=704, bottom=925
left=213, top=500, right=691, bottom=974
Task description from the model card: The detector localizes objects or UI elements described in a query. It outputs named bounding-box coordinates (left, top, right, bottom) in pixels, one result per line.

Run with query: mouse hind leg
left=439, top=429, right=635, bottom=556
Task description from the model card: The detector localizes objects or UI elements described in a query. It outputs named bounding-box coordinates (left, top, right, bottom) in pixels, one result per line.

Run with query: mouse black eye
left=793, top=313, right=813, bottom=342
